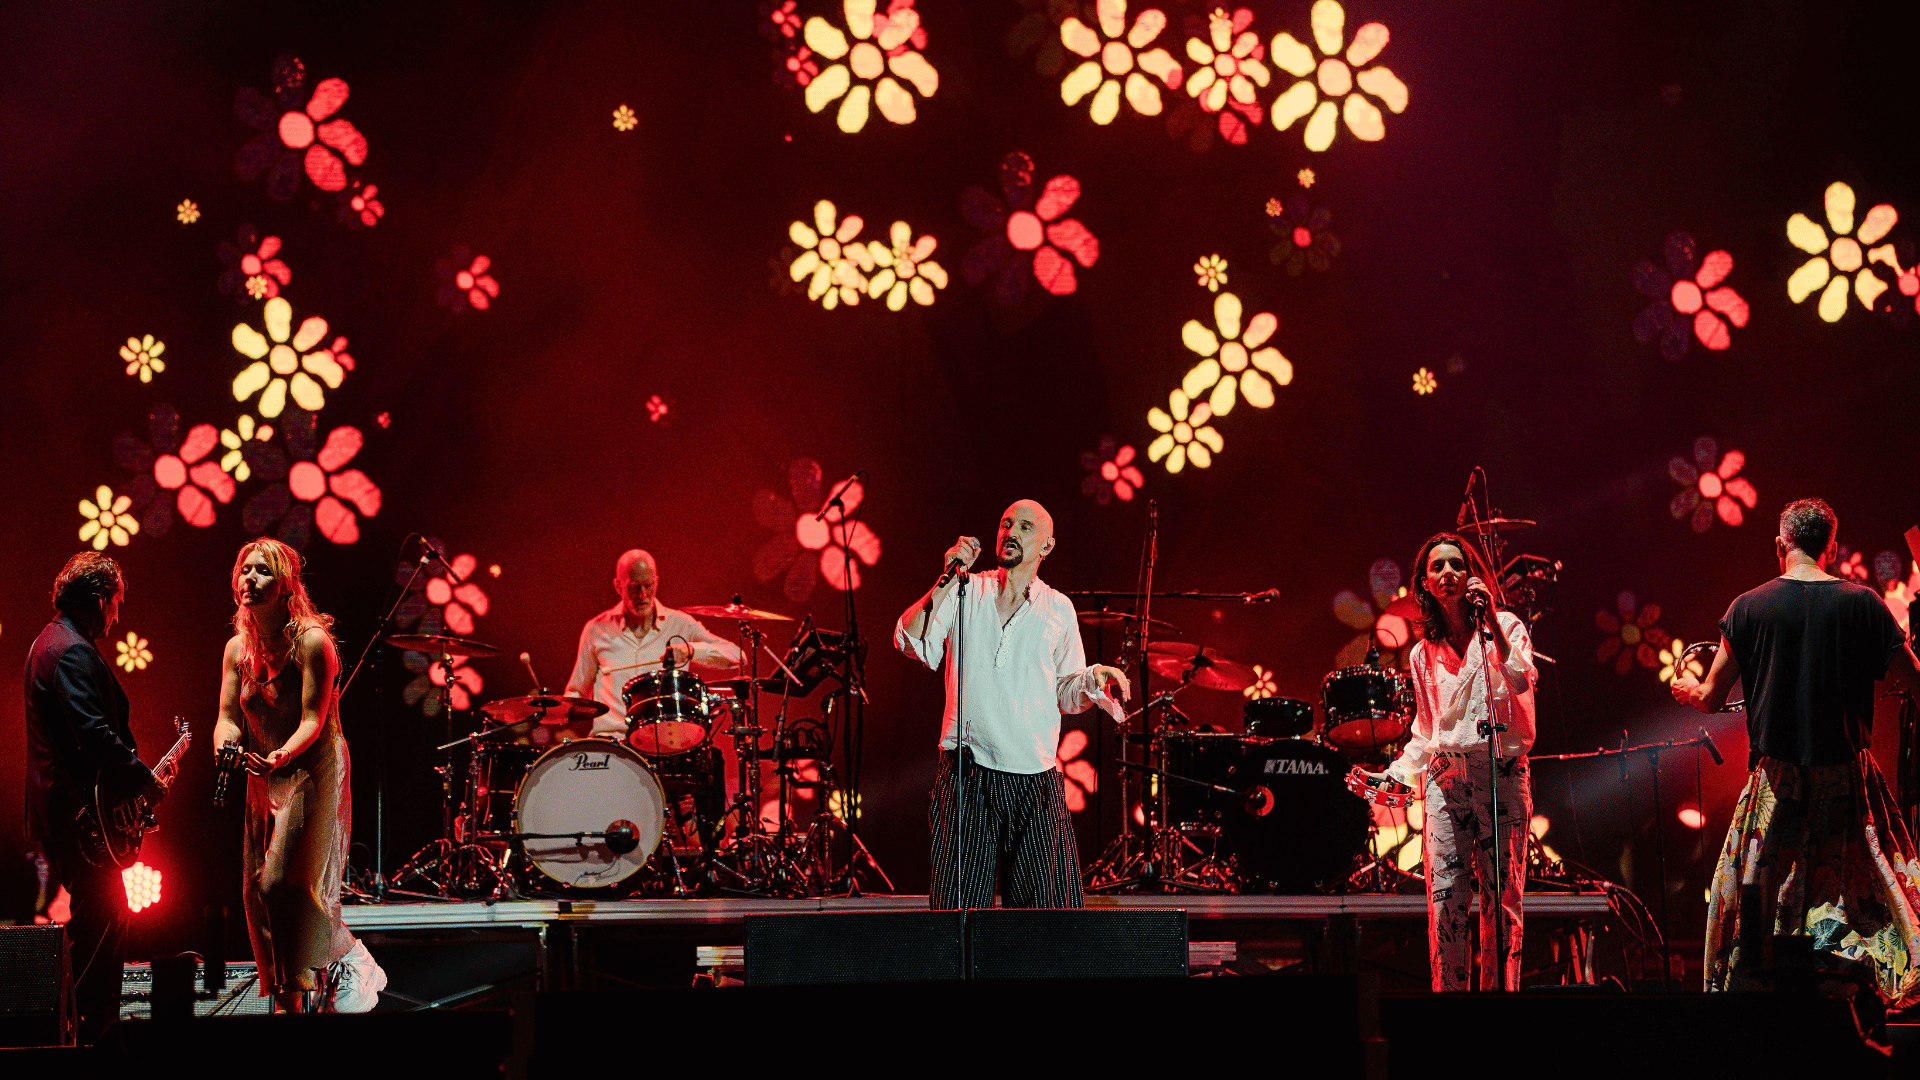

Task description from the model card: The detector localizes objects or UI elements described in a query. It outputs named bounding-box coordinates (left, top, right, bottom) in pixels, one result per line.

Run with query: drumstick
left=520, top=652, right=542, bottom=689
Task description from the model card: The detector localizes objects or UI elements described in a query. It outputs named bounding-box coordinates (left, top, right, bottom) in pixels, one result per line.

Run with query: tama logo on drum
left=569, top=753, right=613, bottom=771
left=1263, top=758, right=1330, bottom=776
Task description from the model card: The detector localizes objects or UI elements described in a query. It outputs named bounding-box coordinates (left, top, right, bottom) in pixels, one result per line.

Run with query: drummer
left=563, top=549, right=743, bottom=738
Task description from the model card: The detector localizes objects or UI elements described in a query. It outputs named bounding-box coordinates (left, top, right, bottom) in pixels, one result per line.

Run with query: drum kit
left=384, top=600, right=890, bottom=901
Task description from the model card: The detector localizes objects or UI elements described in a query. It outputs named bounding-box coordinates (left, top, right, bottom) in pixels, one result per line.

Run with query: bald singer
left=895, top=500, right=1129, bottom=910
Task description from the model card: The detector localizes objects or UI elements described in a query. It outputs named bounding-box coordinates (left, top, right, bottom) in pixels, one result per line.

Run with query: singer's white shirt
left=564, top=603, right=744, bottom=737
left=893, top=571, right=1103, bottom=774
left=1385, top=611, right=1538, bottom=787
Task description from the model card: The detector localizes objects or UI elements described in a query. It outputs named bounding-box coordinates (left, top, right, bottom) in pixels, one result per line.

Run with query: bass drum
left=514, top=739, right=665, bottom=889
left=1224, top=740, right=1370, bottom=893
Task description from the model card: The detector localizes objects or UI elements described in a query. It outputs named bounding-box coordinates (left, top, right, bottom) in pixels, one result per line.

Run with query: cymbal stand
left=390, top=650, right=500, bottom=898
left=1084, top=501, right=1161, bottom=892
left=708, top=622, right=806, bottom=897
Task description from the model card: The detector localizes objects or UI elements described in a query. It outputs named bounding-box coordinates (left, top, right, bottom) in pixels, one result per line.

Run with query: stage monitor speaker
left=968, top=908, right=1187, bottom=979
left=744, top=910, right=965, bottom=985
left=0, top=925, right=75, bottom=1047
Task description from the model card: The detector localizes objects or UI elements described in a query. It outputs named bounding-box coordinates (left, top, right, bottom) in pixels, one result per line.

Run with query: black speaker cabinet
left=968, top=908, right=1187, bottom=979
left=745, top=910, right=965, bottom=985
left=0, top=925, right=75, bottom=1047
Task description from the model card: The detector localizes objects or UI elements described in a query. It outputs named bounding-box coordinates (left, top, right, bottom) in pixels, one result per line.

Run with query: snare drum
left=514, top=739, right=666, bottom=889
left=1320, top=666, right=1413, bottom=749
left=622, top=668, right=713, bottom=756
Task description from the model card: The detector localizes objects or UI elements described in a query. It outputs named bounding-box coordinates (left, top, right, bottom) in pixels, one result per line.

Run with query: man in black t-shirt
left=1674, top=498, right=1920, bottom=1007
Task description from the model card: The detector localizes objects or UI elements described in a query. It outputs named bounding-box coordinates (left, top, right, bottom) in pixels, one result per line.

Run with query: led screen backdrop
left=1, top=1, right=1916, bottom=956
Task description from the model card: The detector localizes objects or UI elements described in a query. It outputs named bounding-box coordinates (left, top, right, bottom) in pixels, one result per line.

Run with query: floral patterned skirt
left=1704, top=752, right=1920, bottom=1006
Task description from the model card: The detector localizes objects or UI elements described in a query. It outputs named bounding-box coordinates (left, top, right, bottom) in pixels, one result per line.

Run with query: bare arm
left=245, top=628, right=337, bottom=774
left=562, top=622, right=597, bottom=700
left=214, top=636, right=246, bottom=756
left=1671, top=635, right=1739, bottom=713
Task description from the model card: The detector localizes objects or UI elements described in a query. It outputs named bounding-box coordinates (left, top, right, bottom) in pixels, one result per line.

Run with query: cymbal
left=1457, top=517, right=1535, bottom=535
left=385, top=633, right=502, bottom=658
left=1077, top=609, right=1181, bottom=634
left=678, top=602, right=794, bottom=622
left=481, top=694, right=608, bottom=726
left=1142, top=642, right=1257, bottom=692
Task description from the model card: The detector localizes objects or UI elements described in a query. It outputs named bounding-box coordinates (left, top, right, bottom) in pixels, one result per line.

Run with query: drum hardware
left=383, top=632, right=504, bottom=658
left=1244, top=697, right=1314, bottom=739
left=1142, top=641, right=1258, bottom=693
left=676, top=601, right=796, bottom=622
left=387, top=631, right=508, bottom=899
left=1077, top=609, right=1182, bottom=635
left=1320, top=666, right=1414, bottom=750
left=622, top=661, right=717, bottom=756
left=1455, top=516, right=1537, bottom=535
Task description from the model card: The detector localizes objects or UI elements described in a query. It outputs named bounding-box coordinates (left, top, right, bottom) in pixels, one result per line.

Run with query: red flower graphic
left=1059, top=728, right=1099, bottom=813
left=1596, top=591, right=1670, bottom=675
left=961, top=152, right=1099, bottom=305
left=1632, top=233, right=1749, bottom=360
left=1669, top=436, right=1756, bottom=531
left=1080, top=436, right=1144, bottom=505
left=753, top=459, right=881, bottom=599
left=216, top=226, right=292, bottom=300
left=113, top=404, right=235, bottom=534
left=241, top=411, right=380, bottom=548
left=234, top=55, right=368, bottom=200
left=437, top=246, right=499, bottom=311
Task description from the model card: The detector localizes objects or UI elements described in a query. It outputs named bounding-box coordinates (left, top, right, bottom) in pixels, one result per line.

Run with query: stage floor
left=343, top=891, right=1611, bottom=931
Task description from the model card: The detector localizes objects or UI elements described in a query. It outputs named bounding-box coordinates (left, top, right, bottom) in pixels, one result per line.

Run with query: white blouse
left=1385, top=610, right=1538, bottom=787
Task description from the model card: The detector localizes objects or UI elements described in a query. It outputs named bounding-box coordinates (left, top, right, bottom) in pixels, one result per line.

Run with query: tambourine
left=1345, top=766, right=1415, bottom=808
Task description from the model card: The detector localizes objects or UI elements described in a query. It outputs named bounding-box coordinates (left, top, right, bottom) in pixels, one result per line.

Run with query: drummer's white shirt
left=893, top=571, right=1103, bottom=775
left=564, top=603, right=744, bottom=737
left=1385, top=610, right=1538, bottom=787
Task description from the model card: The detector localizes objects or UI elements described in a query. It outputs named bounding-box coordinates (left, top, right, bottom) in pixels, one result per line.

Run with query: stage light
left=960, top=152, right=1099, bottom=303
left=122, top=862, right=161, bottom=913
left=120, top=335, right=166, bottom=383
left=231, top=298, right=347, bottom=418
left=1268, top=1, right=1406, bottom=151
left=78, top=485, right=138, bottom=550
left=1787, top=182, right=1898, bottom=322
left=1658, top=638, right=1703, bottom=685
left=1678, top=807, right=1705, bottom=830
left=1595, top=591, right=1669, bottom=675
left=612, top=104, right=637, bottom=131
left=802, top=0, right=937, bottom=133
left=175, top=200, right=199, bottom=225
left=1194, top=254, right=1228, bottom=291
left=1668, top=436, right=1756, bottom=531
left=1181, top=7, right=1269, bottom=143
left=1080, top=436, right=1143, bottom=504
left=115, top=632, right=152, bottom=673
left=1058, top=0, right=1181, bottom=125
left=489, top=564, right=501, bottom=578
left=1058, top=729, right=1098, bottom=812
left=1178, top=289, right=1292, bottom=419
left=1268, top=195, right=1339, bottom=275
left=1412, top=368, right=1436, bottom=395
left=1529, top=814, right=1550, bottom=838
left=1243, top=665, right=1278, bottom=700
left=1631, top=233, right=1747, bottom=359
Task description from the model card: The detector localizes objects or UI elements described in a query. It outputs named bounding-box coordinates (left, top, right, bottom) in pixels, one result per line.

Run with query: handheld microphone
left=1465, top=576, right=1490, bottom=613
left=936, top=541, right=976, bottom=588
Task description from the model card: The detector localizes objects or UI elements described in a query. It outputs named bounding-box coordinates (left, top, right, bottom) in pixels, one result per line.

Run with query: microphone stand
left=829, top=472, right=888, bottom=895
left=335, top=534, right=432, bottom=900
left=1462, top=473, right=1513, bottom=990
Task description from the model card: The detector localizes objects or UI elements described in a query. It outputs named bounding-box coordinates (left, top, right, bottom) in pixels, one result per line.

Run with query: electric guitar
left=77, top=717, right=190, bottom=868
left=1345, top=765, right=1416, bottom=809
left=212, top=742, right=243, bottom=808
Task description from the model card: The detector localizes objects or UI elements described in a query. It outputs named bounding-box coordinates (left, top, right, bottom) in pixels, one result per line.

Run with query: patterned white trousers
left=1423, top=751, right=1531, bottom=991
left=928, top=748, right=1083, bottom=910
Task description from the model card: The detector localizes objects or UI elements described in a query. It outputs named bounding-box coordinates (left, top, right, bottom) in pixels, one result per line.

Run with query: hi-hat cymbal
left=1077, top=610, right=1182, bottom=634
left=1143, top=641, right=1257, bottom=692
left=1457, top=517, right=1536, bottom=535
left=481, top=694, right=608, bottom=726
left=385, top=633, right=502, bottom=658
left=679, top=602, right=794, bottom=622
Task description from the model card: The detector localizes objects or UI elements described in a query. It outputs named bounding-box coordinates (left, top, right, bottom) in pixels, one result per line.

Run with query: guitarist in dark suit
left=24, top=552, right=171, bottom=1043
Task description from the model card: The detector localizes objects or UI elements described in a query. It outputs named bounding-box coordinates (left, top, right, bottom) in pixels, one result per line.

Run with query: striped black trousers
left=927, top=748, right=1084, bottom=910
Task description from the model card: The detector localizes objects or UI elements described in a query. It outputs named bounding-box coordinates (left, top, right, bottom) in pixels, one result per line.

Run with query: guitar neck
left=151, top=729, right=192, bottom=780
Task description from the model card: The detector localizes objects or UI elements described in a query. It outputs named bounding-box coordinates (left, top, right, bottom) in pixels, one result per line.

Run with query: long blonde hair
left=232, top=537, right=335, bottom=690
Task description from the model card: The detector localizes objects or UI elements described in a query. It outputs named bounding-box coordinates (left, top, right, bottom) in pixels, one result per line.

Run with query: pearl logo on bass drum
left=1262, top=757, right=1330, bottom=776
left=568, top=753, right=613, bottom=771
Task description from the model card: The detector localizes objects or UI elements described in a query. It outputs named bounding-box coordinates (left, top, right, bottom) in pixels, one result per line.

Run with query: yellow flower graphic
left=1785, top=182, right=1899, bottom=322
left=788, top=201, right=876, bottom=309
left=231, top=297, right=348, bottom=418
left=120, top=335, right=165, bottom=383
left=218, top=414, right=273, bottom=482
left=1658, top=638, right=1702, bottom=685
left=1243, top=664, right=1278, bottom=700
left=1146, top=388, right=1222, bottom=472
left=1413, top=368, right=1436, bottom=395
left=1177, top=291, right=1293, bottom=418
left=175, top=199, right=200, bottom=224
left=115, top=632, right=153, bottom=672
left=1059, top=0, right=1183, bottom=125
left=804, top=0, right=939, bottom=133
left=1269, top=0, right=1407, bottom=151
left=866, top=221, right=949, bottom=310
left=612, top=104, right=637, bottom=131
left=79, top=485, right=139, bottom=550
left=1194, top=253, right=1228, bottom=291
